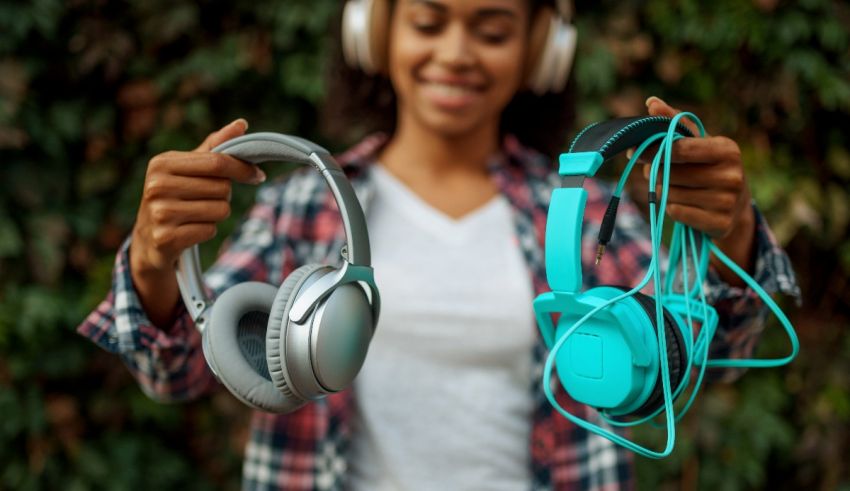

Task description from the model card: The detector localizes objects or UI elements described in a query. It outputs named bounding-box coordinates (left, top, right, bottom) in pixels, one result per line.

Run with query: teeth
left=426, top=81, right=476, bottom=97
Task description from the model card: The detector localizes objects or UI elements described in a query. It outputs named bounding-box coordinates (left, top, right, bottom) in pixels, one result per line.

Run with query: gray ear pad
left=202, top=320, right=220, bottom=378
left=266, top=264, right=374, bottom=401
left=205, top=281, right=303, bottom=413
left=266, top=264, right=330, bottom=402
left=266, top=264, right=331, bottom=403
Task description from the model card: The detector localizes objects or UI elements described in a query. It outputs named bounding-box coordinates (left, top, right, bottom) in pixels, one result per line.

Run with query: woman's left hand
left=628, top=96, right=757, bottom=283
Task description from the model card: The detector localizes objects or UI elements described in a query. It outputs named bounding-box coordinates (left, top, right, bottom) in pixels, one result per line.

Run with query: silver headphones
left=176, top=132, right=380, bottom=413
left=341, top=0, right=577, bottom=95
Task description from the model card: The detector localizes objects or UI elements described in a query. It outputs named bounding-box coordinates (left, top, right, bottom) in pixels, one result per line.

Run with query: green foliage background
left=1, top=0, right=848, bottom=489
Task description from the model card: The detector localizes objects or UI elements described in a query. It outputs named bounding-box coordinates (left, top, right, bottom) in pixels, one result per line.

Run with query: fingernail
left=230, top=118, right=248, bottom=131
left=253, top=168, right=266, bottom=184
left=645, top=96, right=662, bottom=108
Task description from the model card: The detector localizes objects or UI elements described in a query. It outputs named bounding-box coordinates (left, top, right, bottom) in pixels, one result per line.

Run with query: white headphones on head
left=341, top=0, right=577, bottom=95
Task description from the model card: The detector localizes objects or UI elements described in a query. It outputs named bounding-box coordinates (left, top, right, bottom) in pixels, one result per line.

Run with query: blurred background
left=1, top=0, right=848, bottom=489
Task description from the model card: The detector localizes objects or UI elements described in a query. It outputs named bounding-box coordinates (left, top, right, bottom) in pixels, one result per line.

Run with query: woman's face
left=387, top=0, right=530, bottom=138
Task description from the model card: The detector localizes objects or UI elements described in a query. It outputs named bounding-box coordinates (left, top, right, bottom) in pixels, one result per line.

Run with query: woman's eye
left=413, top=22, right=442, bottom=34
left=475, top=20, right=514, bottom=45
left=478, top=31, right=509, bottom=44
left=410, top=11, right=444, bottom=35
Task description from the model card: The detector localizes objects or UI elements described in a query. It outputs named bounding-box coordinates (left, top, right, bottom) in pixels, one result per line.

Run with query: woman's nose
left=433, top=22, right=475, bottom=69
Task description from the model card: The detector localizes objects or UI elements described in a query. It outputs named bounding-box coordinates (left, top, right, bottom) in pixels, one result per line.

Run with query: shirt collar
left=334, top=132, right=552, bottom=181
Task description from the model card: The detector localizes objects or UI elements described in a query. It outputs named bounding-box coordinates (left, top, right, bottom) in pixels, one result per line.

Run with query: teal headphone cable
left=540, top=112, right=799, bottom=458
left=603, top=136, right=718, bottom=428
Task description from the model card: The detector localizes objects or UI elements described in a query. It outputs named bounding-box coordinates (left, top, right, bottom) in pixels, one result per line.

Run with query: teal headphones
left=534, top=114, right=800, bottom=458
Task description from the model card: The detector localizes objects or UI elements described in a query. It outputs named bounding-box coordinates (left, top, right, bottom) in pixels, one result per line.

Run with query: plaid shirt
left=79, top=133, right=799, bottom=490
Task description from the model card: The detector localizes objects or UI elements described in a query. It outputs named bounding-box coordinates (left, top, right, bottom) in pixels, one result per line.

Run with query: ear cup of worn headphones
left=342, top=0, right=390, bottom=74
left=526, top=5, right=577, bottom=95
left=204, top=281, right=298, bottom=412
left=527, top=6, right=560, bottom=94
left=267, top=262, right=375, bottom=402
left=614, top=288, right=687, bottom=417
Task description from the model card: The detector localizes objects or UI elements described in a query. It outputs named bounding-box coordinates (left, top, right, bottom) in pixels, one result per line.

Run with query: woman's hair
left=321, top=0, right=576, bottom=157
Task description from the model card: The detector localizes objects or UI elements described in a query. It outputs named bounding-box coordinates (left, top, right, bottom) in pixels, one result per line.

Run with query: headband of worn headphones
left=546, top=116, right=693, bottom=293
left=176, top=132, right=372, bottom=329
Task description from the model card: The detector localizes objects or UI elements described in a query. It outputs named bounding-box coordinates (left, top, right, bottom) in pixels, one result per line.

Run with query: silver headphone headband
left=175, top=132, right=372, bottom=329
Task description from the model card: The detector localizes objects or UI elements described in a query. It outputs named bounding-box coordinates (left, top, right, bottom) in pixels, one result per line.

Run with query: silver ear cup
left=267, top=264, right=374, bottom=402
left=303, top=280, right=374, bottom=392
left=266, top=263, right=329, bottom=404
left=205, top=282, right=301, bottom=413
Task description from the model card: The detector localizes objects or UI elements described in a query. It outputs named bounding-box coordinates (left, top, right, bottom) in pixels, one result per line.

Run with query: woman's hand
left=129, top=118, right=265, bottom=326
left=628, top=97, right=756, bottom=285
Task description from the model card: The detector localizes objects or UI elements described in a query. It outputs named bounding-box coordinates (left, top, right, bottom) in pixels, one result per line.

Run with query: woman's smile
left=418, top=74, right=488, bottom=111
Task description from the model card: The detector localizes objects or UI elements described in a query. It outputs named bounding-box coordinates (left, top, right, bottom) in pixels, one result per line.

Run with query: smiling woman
left=73, top=0, right=801, bottom=489
left=325, top=0, right=578, bottom=159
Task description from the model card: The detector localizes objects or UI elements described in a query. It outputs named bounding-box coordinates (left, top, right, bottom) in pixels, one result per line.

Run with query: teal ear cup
left=550, top=286, right=686, bottom=418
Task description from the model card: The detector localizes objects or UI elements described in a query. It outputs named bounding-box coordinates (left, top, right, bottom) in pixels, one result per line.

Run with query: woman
left=78, top=0, right=799, bottom=489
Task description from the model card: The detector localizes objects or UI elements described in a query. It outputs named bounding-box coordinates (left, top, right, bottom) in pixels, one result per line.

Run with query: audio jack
left=596, top=196, right=620, bottom=265
left=595, top=244, right=606, bottom=265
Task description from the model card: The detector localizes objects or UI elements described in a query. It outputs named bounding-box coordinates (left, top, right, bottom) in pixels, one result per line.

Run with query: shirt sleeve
left=702, top=204, right=801, bottom=381
left=76, top=183, right=285, bottom=403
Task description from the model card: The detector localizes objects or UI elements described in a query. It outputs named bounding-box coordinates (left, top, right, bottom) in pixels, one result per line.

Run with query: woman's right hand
left=129, top=118, right=266, bottom=327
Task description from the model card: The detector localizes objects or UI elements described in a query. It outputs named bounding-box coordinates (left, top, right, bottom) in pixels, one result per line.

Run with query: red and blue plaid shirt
left=79, top=134, right=799, bottom=490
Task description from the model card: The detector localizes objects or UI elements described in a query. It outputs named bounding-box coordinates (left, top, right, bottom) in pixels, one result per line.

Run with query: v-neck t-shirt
left=347, top=164, right=537, bottom=490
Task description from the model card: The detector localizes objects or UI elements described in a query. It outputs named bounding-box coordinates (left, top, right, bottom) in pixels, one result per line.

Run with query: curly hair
left=321, top=0, right=576, bottom=157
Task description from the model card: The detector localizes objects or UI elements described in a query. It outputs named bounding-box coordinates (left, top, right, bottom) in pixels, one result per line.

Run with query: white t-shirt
left=347, top=165, right=537, bottom=491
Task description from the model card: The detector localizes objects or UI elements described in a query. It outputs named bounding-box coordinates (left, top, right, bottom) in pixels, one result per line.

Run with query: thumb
left=645, top=96, right=702, bottom=136
left=195, top=118, right=249, bottom=152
